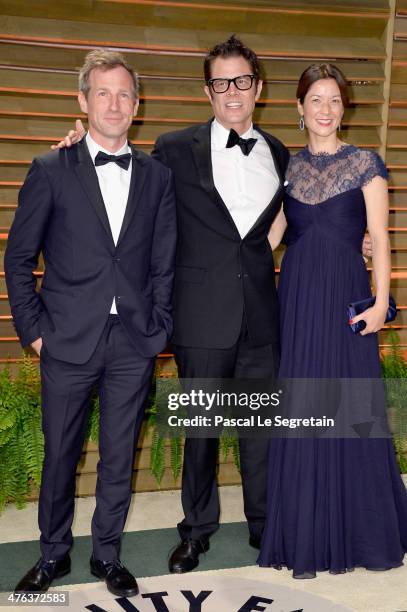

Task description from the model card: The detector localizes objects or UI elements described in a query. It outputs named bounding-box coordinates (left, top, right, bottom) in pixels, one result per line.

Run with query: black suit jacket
left=152, top=119, right=289, bottom=349
left=5, top=140, right=177, bottom=364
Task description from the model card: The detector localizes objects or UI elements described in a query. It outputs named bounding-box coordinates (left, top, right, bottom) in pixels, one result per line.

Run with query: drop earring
left=299, top=116, right=305, bottom=131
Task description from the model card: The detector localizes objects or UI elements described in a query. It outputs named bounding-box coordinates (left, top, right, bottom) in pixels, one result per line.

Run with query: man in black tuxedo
left=152, top=36, right=289, bottom=572
left=5, top=50, right=176, bottom=596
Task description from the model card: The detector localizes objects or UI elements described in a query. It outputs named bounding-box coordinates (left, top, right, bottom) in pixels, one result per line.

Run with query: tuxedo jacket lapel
left=191, top=121, right=215, bottom=194
left=117, top=145, right=149, bottom=246
left=191, top=119, right=241, bottom=237
left=74, top=140, right=115, bottom=247
left=255, top=125, right=285, bottom=187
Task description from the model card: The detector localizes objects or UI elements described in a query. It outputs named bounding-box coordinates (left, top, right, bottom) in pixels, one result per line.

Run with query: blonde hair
left=79, top=49, right=139, bottom=99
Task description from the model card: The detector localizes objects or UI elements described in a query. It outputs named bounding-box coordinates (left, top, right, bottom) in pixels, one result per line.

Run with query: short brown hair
left=204, top=35, right=261, bottom=83
left=79, top=49, right=139, bottom=100
left=296, top=63, right=349, bottom=107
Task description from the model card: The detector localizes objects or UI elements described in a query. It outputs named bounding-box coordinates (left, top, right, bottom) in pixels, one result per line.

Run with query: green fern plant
left=146, top=379, right=243, bottom=485
left=0, top=358, right=43, bottom=510
left=150, top=430, right=166, bottom=484
left=2, top=338, right=406, bottom=513
left=382, top=329, right=407, bottom=473
left=0, top=355, right=102, bottom=512
left=146, top=389, right=181, bottom=486
left=169, top=436, right=183, bottom=481
left=218, top=431, right=241, bottom=473
left=86, top=394, right=100, bottom=443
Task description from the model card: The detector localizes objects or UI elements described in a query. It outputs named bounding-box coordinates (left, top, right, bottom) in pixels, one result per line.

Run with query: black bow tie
left=226, top=129, right=257, bottom=156
left=94, top=151, right=132, bottom=170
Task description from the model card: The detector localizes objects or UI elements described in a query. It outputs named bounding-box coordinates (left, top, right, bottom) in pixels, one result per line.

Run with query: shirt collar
left=86, top=132, right=131, bottom=164
left=211, top=119, right=255, bottom=151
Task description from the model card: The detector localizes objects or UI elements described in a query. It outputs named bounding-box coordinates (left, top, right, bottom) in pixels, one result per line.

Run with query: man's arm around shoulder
left=151, top=126, right=195, bottom=168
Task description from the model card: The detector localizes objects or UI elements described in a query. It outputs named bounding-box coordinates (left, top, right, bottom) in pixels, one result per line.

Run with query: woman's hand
left=51, top=119, right=86, bottom=149
left=350, top=304, right=388, bottom=335
left=361, top=234, right=373, bottom=258
left=30, top=337, right=43, bottom=356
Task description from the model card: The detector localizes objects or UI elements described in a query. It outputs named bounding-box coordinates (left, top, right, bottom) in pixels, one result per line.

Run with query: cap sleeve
left=359, top=149, right=388, bottom=187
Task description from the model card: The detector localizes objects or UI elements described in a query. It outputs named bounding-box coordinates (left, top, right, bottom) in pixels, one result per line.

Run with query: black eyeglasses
left=207, top=74, right=256, bottom=94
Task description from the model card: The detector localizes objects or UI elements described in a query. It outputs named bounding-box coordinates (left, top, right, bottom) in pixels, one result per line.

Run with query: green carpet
left=0, top=522, right=259, bottom=591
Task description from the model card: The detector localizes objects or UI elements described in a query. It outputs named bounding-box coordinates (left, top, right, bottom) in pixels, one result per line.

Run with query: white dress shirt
left=211, top=119, right=280, bottom=238
left=86, top=132, right=132, bottom=314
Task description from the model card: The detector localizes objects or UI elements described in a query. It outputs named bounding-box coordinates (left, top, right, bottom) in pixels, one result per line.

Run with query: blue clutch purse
left=348, top=295, right=397, bottom=333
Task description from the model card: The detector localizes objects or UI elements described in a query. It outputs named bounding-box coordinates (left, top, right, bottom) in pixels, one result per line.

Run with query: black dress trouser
left=38, top=316, right=155, bottom=561
left=173, top=320, right=280, bottom=543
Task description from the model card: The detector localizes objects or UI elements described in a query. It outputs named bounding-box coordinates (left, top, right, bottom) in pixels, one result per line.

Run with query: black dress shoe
left=169, top=539, right=210, bottom=573
left=249, top=536, right=262, bottom=550
left=90, top=556, right=139, bottom=598
left=14, top=556, right=71, bottom=593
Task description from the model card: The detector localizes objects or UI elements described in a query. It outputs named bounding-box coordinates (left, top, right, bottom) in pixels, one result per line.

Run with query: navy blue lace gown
left=258, top=145, right=407, bottom=578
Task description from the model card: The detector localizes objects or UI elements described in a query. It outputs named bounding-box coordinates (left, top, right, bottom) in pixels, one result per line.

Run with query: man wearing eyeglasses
left=152, top=35, right=289, bottom=573
left=54, top=35, right=289, bottom=574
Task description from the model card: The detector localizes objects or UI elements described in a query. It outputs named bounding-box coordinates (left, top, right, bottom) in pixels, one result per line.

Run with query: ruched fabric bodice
left=284, top=188, right=366, bottom=252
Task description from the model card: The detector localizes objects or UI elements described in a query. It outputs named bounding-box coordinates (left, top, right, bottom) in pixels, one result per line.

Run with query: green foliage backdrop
left=0, top=331, right=406, bottom=512
left=0, top=359, right=242, bottom=511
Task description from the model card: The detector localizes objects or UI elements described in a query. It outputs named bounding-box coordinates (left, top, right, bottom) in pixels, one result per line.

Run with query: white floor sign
left=46, top=575, right=352, bottom=612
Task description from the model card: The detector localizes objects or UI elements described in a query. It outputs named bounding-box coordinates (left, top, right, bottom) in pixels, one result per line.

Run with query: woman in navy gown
left=258, top=64, right=407, bottom=578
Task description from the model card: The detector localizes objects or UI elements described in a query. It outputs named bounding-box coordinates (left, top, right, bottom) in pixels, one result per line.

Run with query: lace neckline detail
left=285, top=145, right=388, bottom=205
left=302, top=143, right=355, bottom=162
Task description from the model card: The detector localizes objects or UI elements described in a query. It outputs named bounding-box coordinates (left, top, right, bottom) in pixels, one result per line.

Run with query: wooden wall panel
left=0, top=0, right=399, bottom=357
left=0, top=0, right=405, bottom=493
left=386, top=0, right=407, bottom=350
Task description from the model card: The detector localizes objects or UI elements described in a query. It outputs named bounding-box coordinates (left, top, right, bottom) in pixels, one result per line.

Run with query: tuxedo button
left=117, top=296, right=122, bottom=301
left=113, top=257, right=120, bottom=263
left=237, top=273, right=241, bottom=279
